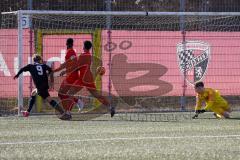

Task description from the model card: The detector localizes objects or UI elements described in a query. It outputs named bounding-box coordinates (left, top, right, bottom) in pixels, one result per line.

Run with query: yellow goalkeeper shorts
left=210, top=101, right=230, bottom=115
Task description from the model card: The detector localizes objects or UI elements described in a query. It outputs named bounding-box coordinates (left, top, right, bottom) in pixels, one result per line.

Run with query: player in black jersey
left=14, top=54, right=70, bottom=120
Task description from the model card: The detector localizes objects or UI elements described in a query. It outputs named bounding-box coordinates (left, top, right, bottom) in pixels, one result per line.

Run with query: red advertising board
left=0, top=29, right=32, bottom=97
left=101, top=30, right=240, bottom=96
left=1, top=29, right=240, bottom=97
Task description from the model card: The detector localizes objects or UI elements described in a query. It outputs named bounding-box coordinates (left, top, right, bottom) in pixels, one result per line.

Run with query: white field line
left=0, top=135, right=240, bottom=145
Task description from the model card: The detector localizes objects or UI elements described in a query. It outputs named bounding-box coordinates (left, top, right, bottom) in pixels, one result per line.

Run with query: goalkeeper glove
left=195, top=109, right=206, bottom=114
left=192, top=109, right=206, bottom=119
left=192, top=114, right=199, bottom=119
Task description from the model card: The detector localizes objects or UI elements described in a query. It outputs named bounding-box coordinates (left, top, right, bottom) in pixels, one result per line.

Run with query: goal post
left=1, top=10, right=240, bottom=117
left=17, top=10, right=24, bottom=116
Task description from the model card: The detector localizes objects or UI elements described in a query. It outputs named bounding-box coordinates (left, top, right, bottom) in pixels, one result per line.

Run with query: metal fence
left=1, top=0, right=240, bottom=29
left=1, top=0, right=240, bottom=12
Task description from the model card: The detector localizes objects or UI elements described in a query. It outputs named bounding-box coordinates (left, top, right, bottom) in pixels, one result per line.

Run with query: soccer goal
left=1, top=10, right=240, bottom=118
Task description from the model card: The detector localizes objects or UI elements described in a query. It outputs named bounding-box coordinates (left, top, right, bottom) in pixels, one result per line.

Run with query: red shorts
left=74, top=79, right=96, bottom=90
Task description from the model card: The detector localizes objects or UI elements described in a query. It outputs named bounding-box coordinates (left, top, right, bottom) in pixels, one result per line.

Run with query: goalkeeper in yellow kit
left=192, top=82, right=231, bottom=119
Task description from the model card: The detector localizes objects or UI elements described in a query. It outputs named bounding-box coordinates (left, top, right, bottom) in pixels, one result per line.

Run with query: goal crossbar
left=2, top=10, right=240, bottom=16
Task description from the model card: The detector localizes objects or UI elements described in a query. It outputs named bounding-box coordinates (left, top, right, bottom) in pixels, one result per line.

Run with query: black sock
left=27, top=96, right=36, bottom=112
left=50, top=100, right=64, bottom=114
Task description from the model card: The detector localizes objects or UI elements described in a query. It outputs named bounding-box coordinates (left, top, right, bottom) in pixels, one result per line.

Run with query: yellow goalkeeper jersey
left=195, top=88, right=228, bottom=111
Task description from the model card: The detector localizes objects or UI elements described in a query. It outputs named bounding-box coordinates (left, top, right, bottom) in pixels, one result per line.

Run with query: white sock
left=77, top=99, right=84, bottom=110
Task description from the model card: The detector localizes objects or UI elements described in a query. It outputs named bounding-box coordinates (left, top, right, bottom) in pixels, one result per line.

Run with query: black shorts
left=37, top=88, right=50, bottom=99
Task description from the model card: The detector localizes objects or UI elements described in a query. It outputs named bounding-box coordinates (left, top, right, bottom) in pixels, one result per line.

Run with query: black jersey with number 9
left=21, top=63, right=52, bottom=90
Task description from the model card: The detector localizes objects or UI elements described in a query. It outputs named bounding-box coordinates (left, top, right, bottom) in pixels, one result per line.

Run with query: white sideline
left=0, top=135, right=239, bottom=145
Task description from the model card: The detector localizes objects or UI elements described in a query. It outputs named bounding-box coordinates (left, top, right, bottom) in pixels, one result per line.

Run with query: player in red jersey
left=57, top=41, right=115, bottom=117
left=54, top=38, right=82, bottom=117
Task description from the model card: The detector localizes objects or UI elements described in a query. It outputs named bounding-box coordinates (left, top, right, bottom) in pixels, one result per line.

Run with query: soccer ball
left=96, top=66, right=106, bottom=76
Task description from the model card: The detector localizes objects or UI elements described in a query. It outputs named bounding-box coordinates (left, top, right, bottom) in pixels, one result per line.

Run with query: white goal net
left=1, top=10, right=240, bottom=117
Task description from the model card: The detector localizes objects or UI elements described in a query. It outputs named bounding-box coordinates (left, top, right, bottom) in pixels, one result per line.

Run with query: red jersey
left=65, top=48, right=79, bottom=80
left=78, top=51, right=94, bottom=84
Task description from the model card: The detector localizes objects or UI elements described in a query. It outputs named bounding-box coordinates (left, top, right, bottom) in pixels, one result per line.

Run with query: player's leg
left=38, top=89, right=65, bottom=115
left=215, top=100, right=230, bottom=118
left=220, top=103, right=231, bottom=118
left=211, top=104, right=230, bottom=119
left=27, top=89, right=37, bottom=112
left=88, top=89, right=109, bottom=105
left=66, top=84, right=84, bottom=111
left=222, top=102, right=231, bottom=118
left=44, top=96, right=72, bottom=120
left=58, top=79, right=77, bottom=111
left=87, top=85, right=115, bottom=117
left=76, top=97, right=84, bottom=112
left=213, top=112, right=222, bottom=119
left=206, top=105, right=222, bottom=118
left=83, top=83, right=109, bottom=106
left=45, top=97, right=64, bottom=114
left=222, top=111, right=230, bottom=118
left=22, top=88, right=37, bottom=117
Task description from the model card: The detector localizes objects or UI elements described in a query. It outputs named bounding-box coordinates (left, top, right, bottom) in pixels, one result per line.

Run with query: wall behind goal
left=0, top=29, right=32, bottom=98
left=1, top=29, right=240, bottom=98
left=101, top=30, right=240, bottom=97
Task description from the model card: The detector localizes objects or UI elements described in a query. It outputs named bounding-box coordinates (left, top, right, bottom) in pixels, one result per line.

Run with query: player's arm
left=195, top=95, right=203, bottom=111
left=13, top=65, right=30, bottom=80
left=53, top=61, right=67, bottom=72
left=53, top=55, right=78, bottom=73
left=193, top=95, right=205, bottom=119
left=65, top=54, right=85, bottom=73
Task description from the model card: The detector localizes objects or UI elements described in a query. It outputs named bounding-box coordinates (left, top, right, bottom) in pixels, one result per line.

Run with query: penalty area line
left=0, top=134, right=240, bottom=145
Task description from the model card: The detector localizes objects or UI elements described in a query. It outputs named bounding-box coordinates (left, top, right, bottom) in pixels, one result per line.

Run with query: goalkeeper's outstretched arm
left=192, top=94, right=205, bottom=119
left=192, top=109, right=206, bottom=119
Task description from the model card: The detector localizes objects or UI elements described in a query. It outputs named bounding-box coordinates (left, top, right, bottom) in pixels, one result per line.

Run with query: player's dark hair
left=33, top=54, right=42, bottom=63
left=195, top=81, right=204, bottom=88
left=66, top=38, right=73, bottom=48
left=84, top=41, right=92, bottom=50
